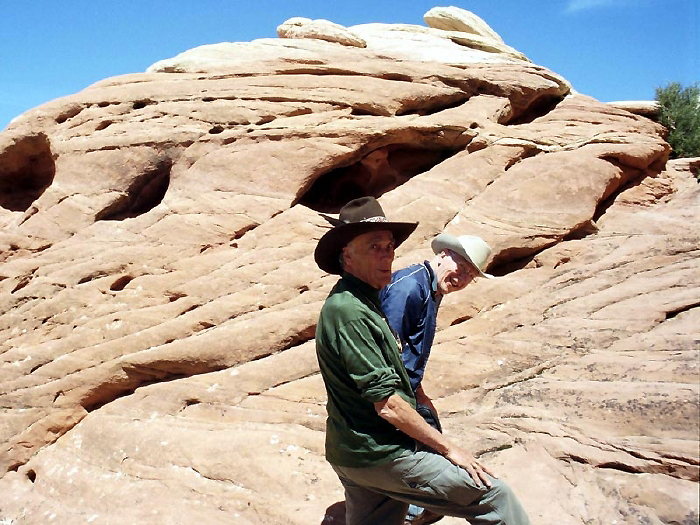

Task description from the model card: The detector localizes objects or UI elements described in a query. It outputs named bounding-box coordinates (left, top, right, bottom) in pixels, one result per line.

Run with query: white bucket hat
left=431, top=233, right=494, bottom=278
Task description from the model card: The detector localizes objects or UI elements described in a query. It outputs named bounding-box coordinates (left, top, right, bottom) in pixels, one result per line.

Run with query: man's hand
left=444, top=444, right=495, bottom=488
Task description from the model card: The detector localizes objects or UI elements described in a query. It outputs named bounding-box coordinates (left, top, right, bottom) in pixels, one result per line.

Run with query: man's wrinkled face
left=435, top=249, right=479, bottom=295
left=343, top=230, right=396, bottom=289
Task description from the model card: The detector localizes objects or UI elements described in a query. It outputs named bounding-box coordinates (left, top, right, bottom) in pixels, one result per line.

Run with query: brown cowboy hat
left=314, top=196, right=418, bottom=275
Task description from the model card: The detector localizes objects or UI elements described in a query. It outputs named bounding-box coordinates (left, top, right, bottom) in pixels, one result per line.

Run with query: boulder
left=277, top=17, right=367, bottom=48
left=424, top=5, right=505, bottom=43
left=607, top=100, right=661, bottom=119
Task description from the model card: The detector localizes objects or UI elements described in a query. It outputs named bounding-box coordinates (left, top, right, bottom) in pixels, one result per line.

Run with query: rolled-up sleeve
left=337, top=318, right=404, bottom=403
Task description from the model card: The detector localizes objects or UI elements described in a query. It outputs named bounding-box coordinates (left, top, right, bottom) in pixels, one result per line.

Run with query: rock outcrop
left=607, top=100, right=661, bottom=119
left=277, top=17, right=367, bottom=48
left=0, top=7, right=698, bottom=525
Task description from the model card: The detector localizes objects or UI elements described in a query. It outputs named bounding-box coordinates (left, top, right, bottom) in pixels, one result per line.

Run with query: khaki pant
left=331, top=450, right=530, bottom=525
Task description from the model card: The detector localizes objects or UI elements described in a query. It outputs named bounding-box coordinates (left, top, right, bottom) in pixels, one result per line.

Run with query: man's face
left=435, top=250, right=479, bottom=295
left=343, top=230, right=396, bottom=289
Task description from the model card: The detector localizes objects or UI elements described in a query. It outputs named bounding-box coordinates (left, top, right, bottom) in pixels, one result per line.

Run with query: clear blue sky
left=1, top=0, right=697, bottom=130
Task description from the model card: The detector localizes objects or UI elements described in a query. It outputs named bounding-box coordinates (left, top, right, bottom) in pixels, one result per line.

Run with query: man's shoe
left=406, top=509, right=443, bottom=525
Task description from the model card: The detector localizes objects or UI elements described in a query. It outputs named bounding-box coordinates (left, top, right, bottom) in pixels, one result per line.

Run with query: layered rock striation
left=0, top=7, right=698, bottom=525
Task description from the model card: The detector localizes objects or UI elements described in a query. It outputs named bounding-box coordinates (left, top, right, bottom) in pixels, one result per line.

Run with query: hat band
left=357, top=216, right=388, bottom=223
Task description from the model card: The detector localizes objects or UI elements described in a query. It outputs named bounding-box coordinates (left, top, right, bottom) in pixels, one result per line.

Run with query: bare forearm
left=374, top=393, right=495, bottom=487
left=374, top=394, right=448, bottom=454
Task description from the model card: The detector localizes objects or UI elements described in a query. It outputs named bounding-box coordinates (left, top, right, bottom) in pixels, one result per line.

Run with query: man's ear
left=341, top=244, right=352, bottom=270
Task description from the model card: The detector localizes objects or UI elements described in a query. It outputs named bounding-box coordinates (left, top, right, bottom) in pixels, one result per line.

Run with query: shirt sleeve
left=336, top=317, right=405, bottom=404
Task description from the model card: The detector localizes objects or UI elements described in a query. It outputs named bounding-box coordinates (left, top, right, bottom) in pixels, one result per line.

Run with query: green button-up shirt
left=316, top=273, right=416, bottom=467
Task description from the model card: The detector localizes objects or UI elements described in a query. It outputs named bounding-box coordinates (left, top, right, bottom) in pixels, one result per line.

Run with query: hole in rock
left=665, top=303, right=700, bottom=320
left=504, top=146, right=541, bottom=171
left=298, top=145, right=458, bottom=213
left=78, top=270, right=110, bottom=285
left=80, top=365, right=195, bottom=412
left=96, top=158, right=172, bottom=221
left=26, top=469, right=37, bottom=483
left=132, top=99, right=153, bottom=110
left=110, top=275, right=133, bottom=291
left=11, top=276, right=32, bottom=293
left=449, top=314, right=473, bottom=326
left=487, top=244, right=550, bottom=276
left=95, top=120, right=113, bottom=131
left=0, top=134, right=55, bottom=212
left=55, top=106, right=83, bottom=124
left=351, top=107, right=381, bottom=117
left=380, top=73, right=413, bottom=82
left=508, top=94, right=565, bottom=125
left=563, top=220, right=599, bottom=241
left=169, top=292, right=188, bottom=302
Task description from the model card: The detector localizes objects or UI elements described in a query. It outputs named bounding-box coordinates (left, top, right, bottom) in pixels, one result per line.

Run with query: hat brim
left=432, top=235, right=494, bottom=279
left=315, top=221, right=418, bottom=275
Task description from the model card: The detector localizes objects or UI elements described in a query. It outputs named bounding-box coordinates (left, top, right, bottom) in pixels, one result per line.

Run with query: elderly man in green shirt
left=314, top=197, right=530, bottom=525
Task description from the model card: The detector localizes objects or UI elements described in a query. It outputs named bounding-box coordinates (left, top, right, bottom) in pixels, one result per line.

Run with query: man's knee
left=486, top=478, right=517, bottom=503
left=484, top=478, right=530, bottom=524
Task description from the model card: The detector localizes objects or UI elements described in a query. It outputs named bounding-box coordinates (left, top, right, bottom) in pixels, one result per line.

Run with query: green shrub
left=655, top=82, right=700, bottom=159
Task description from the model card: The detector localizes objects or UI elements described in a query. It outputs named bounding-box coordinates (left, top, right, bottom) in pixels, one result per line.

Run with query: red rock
left=0, top=10, right=697, bottom=525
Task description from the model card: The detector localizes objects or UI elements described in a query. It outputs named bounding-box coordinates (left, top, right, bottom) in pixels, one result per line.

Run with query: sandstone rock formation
left=606, top=100, right=661, bottom=119
left=1, top=7, right=698, bottom=525
left=277, top=17, right=367, bottom=48
left=424, top=6, right=505, bottom=42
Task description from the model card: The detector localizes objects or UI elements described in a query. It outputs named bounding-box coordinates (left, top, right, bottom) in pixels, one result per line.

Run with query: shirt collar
left=342, top=271, right=382, bottom=306
left=423, top=260, right=438, bottom=295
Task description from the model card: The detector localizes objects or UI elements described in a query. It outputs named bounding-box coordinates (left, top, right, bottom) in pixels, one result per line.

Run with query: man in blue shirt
left=380, top=233, right=494, bottom=525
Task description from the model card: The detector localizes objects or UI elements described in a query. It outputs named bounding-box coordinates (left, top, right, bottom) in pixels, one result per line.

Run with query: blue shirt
left=380, top=262, right=442, bottom=392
